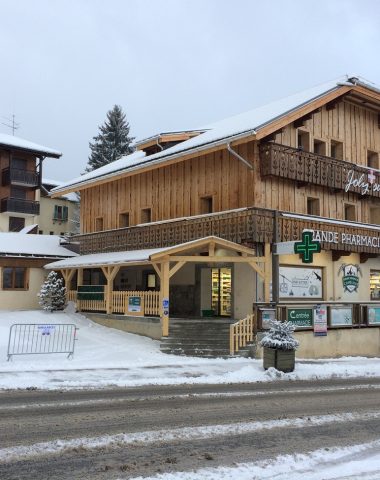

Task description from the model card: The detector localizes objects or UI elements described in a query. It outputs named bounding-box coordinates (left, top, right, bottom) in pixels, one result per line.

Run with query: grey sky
left=1, top=0, right=379, bottom=180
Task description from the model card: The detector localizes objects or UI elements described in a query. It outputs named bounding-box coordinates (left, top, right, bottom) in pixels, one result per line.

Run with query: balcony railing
left=0, top=197, right=40, bottom=216
left=74, top=207, right=275, bottom=254
left=259, top=142, right=380, bottom=198
left=2, top=168, right=39, bottom=188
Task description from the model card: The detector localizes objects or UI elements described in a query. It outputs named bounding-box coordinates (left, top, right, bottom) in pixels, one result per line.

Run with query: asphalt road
left=1, top=378, right=380, bottom=479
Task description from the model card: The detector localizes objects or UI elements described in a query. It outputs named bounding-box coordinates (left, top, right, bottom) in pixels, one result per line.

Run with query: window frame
left=2, top=267, right=29, bottom=290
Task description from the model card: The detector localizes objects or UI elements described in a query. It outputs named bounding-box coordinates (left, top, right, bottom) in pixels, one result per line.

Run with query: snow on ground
left=129, top=439, right=380, bottom=480
left=0, top=308, right=380, bottom=390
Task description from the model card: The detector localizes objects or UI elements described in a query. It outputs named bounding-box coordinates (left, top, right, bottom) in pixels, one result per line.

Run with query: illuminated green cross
left=294, top=231, right=321, bottom=263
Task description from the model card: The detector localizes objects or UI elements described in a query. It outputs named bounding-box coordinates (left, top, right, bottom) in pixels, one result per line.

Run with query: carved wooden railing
left=0, top=197, right=40, bottom=215
left=230, top=313, right=256, bottom=355
left=74, top=207, right=275, bottom=254
left=2, top=167, right=39, bottom=187
left=260, top=142, right=380, bottom=198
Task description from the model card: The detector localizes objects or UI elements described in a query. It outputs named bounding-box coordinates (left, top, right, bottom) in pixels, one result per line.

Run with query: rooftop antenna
left=1, top=114, right=20, bottom=135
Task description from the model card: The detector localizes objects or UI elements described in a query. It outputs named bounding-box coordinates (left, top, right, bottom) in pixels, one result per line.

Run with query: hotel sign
left=345, top=170, right=380, bottom=196
left=307, top=229, right=380, bottom=249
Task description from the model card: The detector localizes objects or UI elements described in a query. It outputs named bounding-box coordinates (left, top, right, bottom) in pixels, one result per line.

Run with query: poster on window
left=279, top=266, right=323, bottom=299
left=330, top=306, right=353, bottom=326
left=368, top=307, right=380, bottom=325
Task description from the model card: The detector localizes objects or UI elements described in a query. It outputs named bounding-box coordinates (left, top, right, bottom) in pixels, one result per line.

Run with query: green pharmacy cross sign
left=294, top=231, right=321, bottom=263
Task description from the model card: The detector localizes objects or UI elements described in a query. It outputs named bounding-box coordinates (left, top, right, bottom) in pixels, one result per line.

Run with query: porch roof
left=45, top=236, right=257, bottom=270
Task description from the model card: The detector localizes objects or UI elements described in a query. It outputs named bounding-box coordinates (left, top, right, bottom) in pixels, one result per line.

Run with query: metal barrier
left=7, top=323, right=78, bottom=361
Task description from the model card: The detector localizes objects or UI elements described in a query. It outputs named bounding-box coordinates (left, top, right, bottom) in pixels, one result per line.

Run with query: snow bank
left=0, top=309, right=379, bottom=390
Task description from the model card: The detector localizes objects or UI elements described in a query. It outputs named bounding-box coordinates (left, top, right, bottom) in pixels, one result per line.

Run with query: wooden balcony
left=2, top=168, right=39, bottom=188
left=259, top=142, right=380, bottom=198
left=74, top=207, right=275, bottom=254
left=72, top=206, right=380, bottom=257
left=0, top=197, right=40, bottom=216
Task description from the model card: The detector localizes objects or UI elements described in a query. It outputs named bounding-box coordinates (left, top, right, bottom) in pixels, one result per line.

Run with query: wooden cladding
left=75, top=207, right=274, bottom=254
left=260, top=142, right=380, bottom=198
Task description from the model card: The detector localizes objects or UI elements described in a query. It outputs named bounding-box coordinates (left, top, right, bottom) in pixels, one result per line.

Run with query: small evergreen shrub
left=260, top=320, right=299, bottom=351
left=38, top=271, right=66, bottom=312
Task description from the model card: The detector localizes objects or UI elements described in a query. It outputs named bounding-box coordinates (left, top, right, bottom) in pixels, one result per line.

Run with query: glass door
left=211, top=268, right=232, bottom=316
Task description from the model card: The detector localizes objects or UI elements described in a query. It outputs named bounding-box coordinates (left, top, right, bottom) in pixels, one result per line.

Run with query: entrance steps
left=160, top=318, right=256, bottom=358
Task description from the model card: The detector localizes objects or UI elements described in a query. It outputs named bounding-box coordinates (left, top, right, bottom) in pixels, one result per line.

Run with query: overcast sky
left=1, top=0, right=379, bottom=180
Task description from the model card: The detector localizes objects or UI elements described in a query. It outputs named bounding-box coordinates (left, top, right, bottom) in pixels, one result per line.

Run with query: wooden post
left=101, top=266, right=120, bottom=314
left=264, top=243, right=271, bottom=304
left=77, top=268, right=83, bottom=311
left=160, top=260, right=170, bottom=337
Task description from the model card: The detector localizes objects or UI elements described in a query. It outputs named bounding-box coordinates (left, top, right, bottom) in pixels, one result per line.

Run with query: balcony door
left=11, top=186, right=27, bottom=199
left=11, top=158, right=27, bottom=170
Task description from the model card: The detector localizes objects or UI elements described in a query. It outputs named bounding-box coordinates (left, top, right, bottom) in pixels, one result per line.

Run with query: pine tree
left=86, top=105, right=135, bottom=172
left=38, top=271, right=66, bottom=312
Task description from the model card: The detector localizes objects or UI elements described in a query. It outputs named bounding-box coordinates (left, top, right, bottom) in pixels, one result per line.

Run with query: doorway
left=211, top=268, right=232, bottom=316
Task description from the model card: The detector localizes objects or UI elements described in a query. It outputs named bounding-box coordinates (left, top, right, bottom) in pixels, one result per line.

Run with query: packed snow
left=129, top=439, right=380, bottom=480
left=0, top=309, right=380, bottom=390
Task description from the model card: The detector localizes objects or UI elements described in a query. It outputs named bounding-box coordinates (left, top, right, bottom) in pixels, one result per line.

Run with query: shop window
left=313, top=139, right=326, bottom=156
left=9, top=216, right=25, bottom=232
left=141, top=208, right=151, bottom=224
left=297, top=130, right=310, bottom=152
left=307, top=197, right=320, bottom=216
left=344, top=203, right=356, bottom=221
left=370, top=270, right=380, bottom=300
left=119, top=212, right=130, bottom=228
left=95, top=217, right=104, bottom=231
left=145, top=272, right=157, bottom=290
left=53, top=205, right=68, bottom=222
left=330, top=140, right=343, bottom=160
left=200, top=196, right=213, bottom=214
left=2, top=267, right=28, bottom=290
left=367, top=150, right=379, bottom=169
left=370, top=207, right=380, bottom=225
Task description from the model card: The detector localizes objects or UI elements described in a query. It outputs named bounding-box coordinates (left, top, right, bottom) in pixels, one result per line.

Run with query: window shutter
left=63, top=206, right=68, bottom=222
left=53, top=205, right=59, bottom=221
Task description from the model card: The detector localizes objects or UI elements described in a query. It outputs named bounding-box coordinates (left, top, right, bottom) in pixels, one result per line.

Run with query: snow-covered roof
left=42, top=178, right=79, bottom=202
left=0, top=233, right=77, bottom=258
left=0, top=133, right=61, bottom=158
left=133, top=129, right=207, bottom=147
left=51, top=75, right=379, bottom=195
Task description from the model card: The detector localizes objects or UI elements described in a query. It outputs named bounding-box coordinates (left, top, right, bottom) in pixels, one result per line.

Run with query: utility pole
left=1, top=114, right=20, bottom=135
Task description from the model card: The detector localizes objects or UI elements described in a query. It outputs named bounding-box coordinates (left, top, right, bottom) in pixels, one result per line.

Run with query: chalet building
left=48, top=75, right=380, bottom=358
left=0, top=232, right=76, bottom=310
left=0, top=133, right=61, bottom=233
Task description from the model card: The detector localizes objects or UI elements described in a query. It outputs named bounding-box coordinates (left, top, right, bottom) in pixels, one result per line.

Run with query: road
left=0, top=378, right=380, bottom=479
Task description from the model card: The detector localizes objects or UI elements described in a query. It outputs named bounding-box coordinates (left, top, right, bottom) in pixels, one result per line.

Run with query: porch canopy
left=46, top=236, right=270, bottom=336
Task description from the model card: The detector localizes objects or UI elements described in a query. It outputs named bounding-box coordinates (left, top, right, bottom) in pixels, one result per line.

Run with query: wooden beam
left=164, top=255, right=263, bottom=263
left=208, top=241, right=215, bottom=257
left=264, top=243, right=271, bottom=304
left=247, top=261, right=265, bottom=279
left=152, top=262, right=162, bottom=278
left=160, top=261, right=170, bottom=337
left=169, top=261, right=186, bottom=279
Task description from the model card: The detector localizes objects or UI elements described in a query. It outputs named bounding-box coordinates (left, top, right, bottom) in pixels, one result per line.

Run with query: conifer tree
left=38, top=271, right=66, bottom=312
left=86, top=105, right=134, bottom=172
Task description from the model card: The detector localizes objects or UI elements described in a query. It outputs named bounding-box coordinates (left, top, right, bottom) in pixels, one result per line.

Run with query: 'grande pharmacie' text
left=310, top=229, right=380, bottom=248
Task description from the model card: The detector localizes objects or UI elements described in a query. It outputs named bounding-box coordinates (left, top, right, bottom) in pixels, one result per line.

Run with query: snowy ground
left=0, top=308, right=380, bottom=390
left=129, top=440, right=380, bottom=480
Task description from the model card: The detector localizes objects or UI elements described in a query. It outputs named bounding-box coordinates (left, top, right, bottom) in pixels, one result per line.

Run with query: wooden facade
left=77, top=96, right=380, bottom=236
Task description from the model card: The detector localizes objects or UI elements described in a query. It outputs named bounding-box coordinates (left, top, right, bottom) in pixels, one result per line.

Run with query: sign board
left=274, top=241, right=296, bottom=255
left=38, top=325, right=56, bottom=336
left=294, top=231, right=321, bottom=263
left=368, top=307, right=380, bottom=325
left=330, top=306, right=353, bottom=326
left=279, top=266, right=323, bottom=299
left=77, top=285, right=104, bottom=301
left=313, top=304, right=327, bottom=336
left=128, top=296, right=142, bottom=313
left=260, top=308, right=276, bottom=330
left=162, top=298, right=169, bottom=310
left=287, top=308, right=313, bottom=328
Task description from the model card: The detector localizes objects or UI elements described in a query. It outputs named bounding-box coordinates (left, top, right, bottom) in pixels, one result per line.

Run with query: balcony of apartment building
left=0, top=197, right=40, bottom=216
left=1, top=157, right=39, bottom=189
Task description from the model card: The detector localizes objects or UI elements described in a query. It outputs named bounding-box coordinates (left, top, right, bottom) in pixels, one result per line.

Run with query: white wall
left=0, top=268, right=46, bottom=310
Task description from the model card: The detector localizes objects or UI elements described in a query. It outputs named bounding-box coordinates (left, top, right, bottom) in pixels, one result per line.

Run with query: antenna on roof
left=1, top=114, right=20, bottom=135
